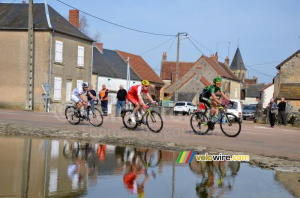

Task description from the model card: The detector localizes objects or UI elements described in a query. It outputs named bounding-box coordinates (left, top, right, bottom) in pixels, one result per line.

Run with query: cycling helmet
left=213, top=77, right=222, bottom=83
left=142, top=80, right=150, bottom=86
left=82, top=82, right=89, bottom=87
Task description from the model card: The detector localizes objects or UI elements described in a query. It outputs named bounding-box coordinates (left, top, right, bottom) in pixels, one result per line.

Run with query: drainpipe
left=47, top=30, right=53, bottom=112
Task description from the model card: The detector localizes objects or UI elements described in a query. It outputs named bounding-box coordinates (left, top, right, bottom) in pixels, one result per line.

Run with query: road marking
left=254, top=126, right=271, bottom=130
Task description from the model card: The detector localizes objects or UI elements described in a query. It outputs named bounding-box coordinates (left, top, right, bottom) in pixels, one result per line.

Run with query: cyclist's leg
left=72, top=95, right=82, bottom=112
left=210, top=100, right=218, bottom=117
left=127, top=93, right=140, bottom=122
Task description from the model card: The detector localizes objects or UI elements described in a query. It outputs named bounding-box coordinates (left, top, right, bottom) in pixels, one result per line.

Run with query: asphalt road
left=0, top=109, right=299, bottom=160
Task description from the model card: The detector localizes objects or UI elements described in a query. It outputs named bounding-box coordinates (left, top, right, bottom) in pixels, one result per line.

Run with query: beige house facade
left=0, top=3, right=93, bottom=112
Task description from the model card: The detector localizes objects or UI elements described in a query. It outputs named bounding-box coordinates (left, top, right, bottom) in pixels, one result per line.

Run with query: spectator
left=116, top=85, right=127, bottom=117
left=277, top=97, right=287, bottom=125
left=87, top=85, right=96, bottom=113
left=267, top=98, right=277, bottom=128
left=100, top=84, right=109, bottom=116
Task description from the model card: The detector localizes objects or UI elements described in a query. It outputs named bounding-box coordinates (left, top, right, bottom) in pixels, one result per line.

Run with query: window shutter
left=55, top=41, right=63, bottom=63
left=77, top=80, right=83, bottom=88
left=54, top=77, right=62, bottom=100
left=77, top=46, right=84, bottom=66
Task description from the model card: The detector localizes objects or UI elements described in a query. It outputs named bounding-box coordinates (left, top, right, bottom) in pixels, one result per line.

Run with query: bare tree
left=79, top=14, right=89, bottom=35
left=92, top=30, right=102, bottom=42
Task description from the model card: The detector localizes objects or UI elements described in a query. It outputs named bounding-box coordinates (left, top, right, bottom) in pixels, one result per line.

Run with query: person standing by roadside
left=277, top=97, right=287, bottom=126
left=267, top=98, right=277, bottom=128
left=100, top=84, right=109, bottom=116
left=116, top=85, right=127, bottom=117
left=87, top=85, right=96, bottom=113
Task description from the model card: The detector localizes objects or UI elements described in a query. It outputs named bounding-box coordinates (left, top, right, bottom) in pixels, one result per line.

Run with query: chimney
left=69, top=10, right=79, bottom=29
left=210, top=52, right=218, bottom=62
left=224, top=56, right=229, bottom=66
left=22, top=0, right=26, bottom=3
left=162, top=52, right=167, bottom=61
left=95, top=43, right=103, bottom=53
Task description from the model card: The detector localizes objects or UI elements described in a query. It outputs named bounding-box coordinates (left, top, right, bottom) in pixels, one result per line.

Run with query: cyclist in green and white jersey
left=199, top=77, right=231, bottom=120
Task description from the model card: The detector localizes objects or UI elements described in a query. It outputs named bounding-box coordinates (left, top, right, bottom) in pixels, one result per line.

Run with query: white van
left=226, top=99, right=242, bottom=121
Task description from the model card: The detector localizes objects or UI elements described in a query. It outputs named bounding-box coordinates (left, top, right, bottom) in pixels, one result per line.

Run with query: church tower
left=230, top=47, right=247, bottom=81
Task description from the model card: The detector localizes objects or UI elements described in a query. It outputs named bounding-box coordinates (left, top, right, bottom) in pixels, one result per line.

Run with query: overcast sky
left=26, top=0, right=300, bottom=83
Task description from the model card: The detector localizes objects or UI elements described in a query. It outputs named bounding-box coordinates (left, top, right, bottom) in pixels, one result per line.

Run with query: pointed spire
left=230, top=47, right=246, bottom=70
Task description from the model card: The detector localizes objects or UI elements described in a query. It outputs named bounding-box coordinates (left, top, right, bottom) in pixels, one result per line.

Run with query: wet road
left=0, top=109, right=299, bottom=160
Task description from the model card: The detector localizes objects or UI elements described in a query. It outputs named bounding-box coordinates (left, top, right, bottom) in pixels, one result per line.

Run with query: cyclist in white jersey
left=71, top=82, right=93, bottom=114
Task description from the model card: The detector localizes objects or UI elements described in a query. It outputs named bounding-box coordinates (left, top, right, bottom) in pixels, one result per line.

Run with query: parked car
left=226, top=99, right=242, bottom=122
left=173, top=101, right=194, bottom=115
left=242, top=105, right=257, bottom=120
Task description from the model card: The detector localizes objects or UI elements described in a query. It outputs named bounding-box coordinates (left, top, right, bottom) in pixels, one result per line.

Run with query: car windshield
left=227, top=103, right=238, bottom=109
left=175, top=103, right=185, bottom=106
left=243, top=106, right=256, bottom=111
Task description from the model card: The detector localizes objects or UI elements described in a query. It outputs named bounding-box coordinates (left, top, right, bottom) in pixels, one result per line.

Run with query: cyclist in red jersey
left=126, top=80, right=154, bottom=123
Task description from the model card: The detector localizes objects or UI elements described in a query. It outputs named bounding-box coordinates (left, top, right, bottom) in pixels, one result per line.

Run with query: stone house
left=0, top=3, right=93, bottom=112
left=274, top=49, right=300, bottom=110
left=161, top=52, right=240, bottom=104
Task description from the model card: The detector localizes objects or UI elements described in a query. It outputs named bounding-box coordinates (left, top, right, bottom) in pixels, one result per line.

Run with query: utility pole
left=126, top=57, right=131, bottom=91
left=175, top=33, right=180, bottom=102
left=26, top=0, right=34, bottom=110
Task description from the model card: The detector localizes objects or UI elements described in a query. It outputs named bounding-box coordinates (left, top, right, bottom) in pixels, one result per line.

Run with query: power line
left=188, top=34, right=215, bottom=54
left=139, top=36, right=177, bottom=56
left=0, top=0, right=16, bottom=12
left=56, top=0, right=176, bottom=37
left=247, top=60, right=282, bottom=67
left=187, top=37, right=205, bottom=55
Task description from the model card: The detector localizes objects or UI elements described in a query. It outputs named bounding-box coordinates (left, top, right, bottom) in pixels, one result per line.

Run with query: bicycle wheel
left=88, top=108, right=103, bottom=127
left=122, top=109, right=138, bottom=130
left=144, top=150, right=162, bottom=167
left=190, top=112, right=209, bottom=135
left=220, top=113, right=241, bottom=137
left=146, top=111, right=163, bottom=133
left=65, top=106, right=80, bottom=125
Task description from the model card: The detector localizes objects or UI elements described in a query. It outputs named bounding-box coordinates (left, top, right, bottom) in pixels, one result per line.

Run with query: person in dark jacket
left=267, top=98, right=277, bottom=128
left=116, top=85, right=127, bottom=117
left=87, top=85, right=96, bottom=113
left=277, top=97, right=287, bottom=125
left=100, top=84, right=109, bottom=116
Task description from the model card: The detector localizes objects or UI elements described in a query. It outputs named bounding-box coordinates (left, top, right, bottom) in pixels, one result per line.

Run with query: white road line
left=242, top=131, right=274, bottom=135
left=254, top=126, right=271, bottom=130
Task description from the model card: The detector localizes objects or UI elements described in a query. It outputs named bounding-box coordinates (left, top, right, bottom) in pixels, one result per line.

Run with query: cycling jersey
left=127, top=85, right=149, bottom=105
left=71, top=87, right=87, bottom=103
left=200, top=85, right=222, bottom=98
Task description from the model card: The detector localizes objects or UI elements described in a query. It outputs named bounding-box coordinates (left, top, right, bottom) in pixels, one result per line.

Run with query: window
left=235, top=88, right=237, bottom=99
left=55, top=40, right=63, bottom=63
left=77, top=46, right=84, bottom=66
left=77, top=80, right=83, bottom=88
left=54, top=77, right=62, bottom=100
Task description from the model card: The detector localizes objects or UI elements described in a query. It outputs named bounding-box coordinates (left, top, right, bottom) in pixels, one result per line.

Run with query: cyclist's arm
left=80, top=94, right=88, bottom=103
left=138, top=95, right=145, bottom=106
left=220, top=91, right=230, bottom=101
left=211, top=93, right=222, bottom=105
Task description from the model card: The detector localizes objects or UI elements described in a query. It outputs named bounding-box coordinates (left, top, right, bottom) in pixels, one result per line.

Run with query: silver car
left=242, top=105, right=257, bottom=120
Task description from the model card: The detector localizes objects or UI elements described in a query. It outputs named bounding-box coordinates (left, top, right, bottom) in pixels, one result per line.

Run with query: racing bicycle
left=121, top=102, right=163, bottom=133
left=65, top=101, right=103, bottom=127
left=190, top=101, right=241, bottom=137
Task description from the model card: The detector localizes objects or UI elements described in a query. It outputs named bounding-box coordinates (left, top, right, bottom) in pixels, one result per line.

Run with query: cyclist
left=126, top=80, right=154, bottom=123
left=71, top=82, right=93, bottom=116
left=199, top=77, right=231, bottom=121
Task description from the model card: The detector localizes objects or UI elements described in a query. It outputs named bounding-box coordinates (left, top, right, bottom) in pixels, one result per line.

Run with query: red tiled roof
left=116, top=50, right=164, bottom=85
left=161, top=61, right=195, bottom=80
left=244, top=78, right=257, bottom=85
left=259, top=83, right=273, bottom=92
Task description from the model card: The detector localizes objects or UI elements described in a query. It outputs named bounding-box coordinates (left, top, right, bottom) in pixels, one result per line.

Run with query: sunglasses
left=144, top=85, right=149, bottom=87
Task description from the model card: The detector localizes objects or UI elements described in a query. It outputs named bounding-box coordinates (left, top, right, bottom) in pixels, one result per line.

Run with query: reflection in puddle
left=0, top=136, right=297, bottom=198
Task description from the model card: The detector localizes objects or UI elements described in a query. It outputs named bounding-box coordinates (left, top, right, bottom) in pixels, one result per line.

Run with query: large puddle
left=0, top=136, right=298, bottom=198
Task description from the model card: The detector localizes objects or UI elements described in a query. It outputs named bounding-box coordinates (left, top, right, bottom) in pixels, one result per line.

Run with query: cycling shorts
left=71, top=95, right=82, bottom=103
left=127, top=93, right=140, bottom=106
left=199, top=95, right=211, bottom=108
